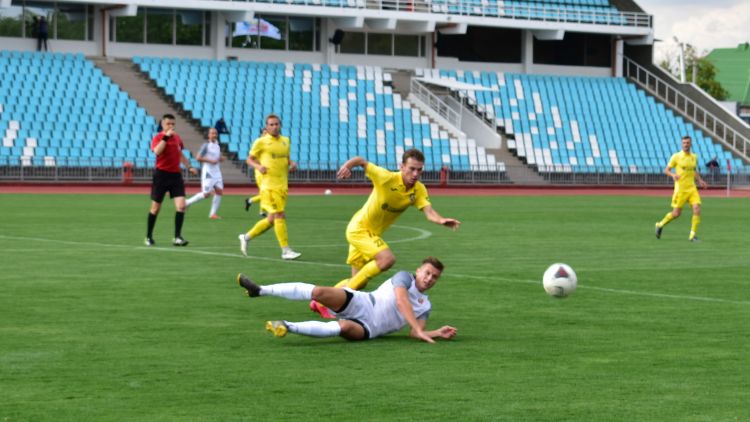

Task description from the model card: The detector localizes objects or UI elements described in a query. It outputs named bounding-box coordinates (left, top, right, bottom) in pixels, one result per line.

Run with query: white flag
left=232, top=19, right=282, bottom=40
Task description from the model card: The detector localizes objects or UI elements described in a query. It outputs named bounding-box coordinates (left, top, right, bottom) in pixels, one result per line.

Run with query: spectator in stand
left=37, top=16, right=49, bottom=52
left=215, top=118, right=230, bottom=141
left=706, top=157, right=720, bottom=179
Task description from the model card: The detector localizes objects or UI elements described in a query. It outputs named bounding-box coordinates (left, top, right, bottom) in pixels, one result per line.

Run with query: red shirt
left=151, top=132, right=185, bottom=173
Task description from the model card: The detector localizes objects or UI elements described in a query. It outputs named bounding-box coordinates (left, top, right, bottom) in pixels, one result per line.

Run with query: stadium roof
left=706, top=43, right=750, bottom=105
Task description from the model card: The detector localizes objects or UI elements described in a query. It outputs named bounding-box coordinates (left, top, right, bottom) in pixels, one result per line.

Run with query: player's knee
left=377, top=253, right=396, bottom=270
left=310, top=286, right=326, bottom=301
left=672, top=209, right=681, bottom=218
left=338, top=321, right=366, bottom=341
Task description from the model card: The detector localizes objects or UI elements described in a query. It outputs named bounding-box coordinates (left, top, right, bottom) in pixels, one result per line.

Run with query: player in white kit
left=236, top=257, right=457, bottom=343
left=186, top=128, right=225, bottom=219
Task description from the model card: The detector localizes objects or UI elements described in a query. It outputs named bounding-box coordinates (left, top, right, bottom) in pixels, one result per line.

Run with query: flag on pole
left=233, top=19, right=282, bottom=40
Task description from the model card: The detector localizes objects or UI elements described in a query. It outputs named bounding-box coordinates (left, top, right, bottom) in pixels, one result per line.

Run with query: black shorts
left=151, top=169, right=185, bottom=203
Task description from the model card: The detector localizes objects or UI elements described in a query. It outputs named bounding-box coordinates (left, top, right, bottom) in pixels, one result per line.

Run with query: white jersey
left=339, top=271, right=432, bottom=339
left=198, top=141, right=223, bottom=192
left=198, top=141, right=222, bottom=179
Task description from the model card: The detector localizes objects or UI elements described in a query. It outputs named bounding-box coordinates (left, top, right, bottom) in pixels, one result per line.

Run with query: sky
left=635, top=0, right=750, bottom=63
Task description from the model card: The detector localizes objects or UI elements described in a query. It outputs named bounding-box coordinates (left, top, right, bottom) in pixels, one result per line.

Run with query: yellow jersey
left=348, top=163, right=431, bottom=235
left=667, top=151, right=698, bottom=191
left=249, top=134, right=291, bottom=190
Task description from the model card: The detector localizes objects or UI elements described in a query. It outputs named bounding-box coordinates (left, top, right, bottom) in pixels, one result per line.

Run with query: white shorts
left=201, top=175, right=223, bottom=193
left=336, top=288, right=376, bottom=339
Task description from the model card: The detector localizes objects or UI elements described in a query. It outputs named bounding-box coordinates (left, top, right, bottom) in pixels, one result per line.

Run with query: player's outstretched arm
left=336, top=156, right=368, bottom=179
left=421, top=205, right=461, bottom=231
left=423, top=324, right=458, bottom=340
left=395, top=287, right=434, bottom=343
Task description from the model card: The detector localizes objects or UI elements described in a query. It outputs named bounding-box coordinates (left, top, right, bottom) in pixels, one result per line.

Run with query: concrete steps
left=92, top=57, right=249, bottom=184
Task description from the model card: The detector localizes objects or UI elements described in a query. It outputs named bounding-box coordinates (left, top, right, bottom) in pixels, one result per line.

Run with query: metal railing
left=623, top=57, right=750, bottom=160
left=410, top=78, right=462, bottom=130
left=3, top=159, right=748, bottom=186
left=223, top=0, right=652, bottom=28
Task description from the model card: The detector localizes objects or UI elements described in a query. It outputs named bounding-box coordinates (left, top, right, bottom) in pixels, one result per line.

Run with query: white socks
left=287, top=321, right=341, bottom=337
left=209, top=195, right=222, bottom=216
left=260, top=282, right=314, bottom=301
left=185, top=192, right=205, bottom=207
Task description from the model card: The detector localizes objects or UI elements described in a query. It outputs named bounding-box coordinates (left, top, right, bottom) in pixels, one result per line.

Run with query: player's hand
left=219, top=156, right=226, bottom=162
left=699, top=179, right=708, bottom=189
left=164, top=128, right=175, bottom=137
left=336, top=165, right=352, bottom=179
left=258, top=166, right=267, bottom=174
left=437, top=326, right=457, bottom=339
left=672, top=174, right=680, bottom=181
left=441, top=218, right=461, bottom=231
left=415, top=330, right=436, bottom=344
left=189, top=167, right=198, bottom=175
left=289, top=161, right=298, bottom=172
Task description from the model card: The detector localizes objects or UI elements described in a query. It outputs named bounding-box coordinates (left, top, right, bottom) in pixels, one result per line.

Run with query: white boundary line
left=2, top=233, right=748, bottom=306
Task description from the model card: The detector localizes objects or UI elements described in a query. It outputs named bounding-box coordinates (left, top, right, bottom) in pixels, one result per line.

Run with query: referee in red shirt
left=145, top=114, right=198, bottom=246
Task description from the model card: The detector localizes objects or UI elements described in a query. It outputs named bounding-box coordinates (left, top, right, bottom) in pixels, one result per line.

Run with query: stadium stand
left=0, top=51, right=196, bottom=169
left=427, top=68, right=748, bottom=174
left=134, top=56, right=505, bottom=172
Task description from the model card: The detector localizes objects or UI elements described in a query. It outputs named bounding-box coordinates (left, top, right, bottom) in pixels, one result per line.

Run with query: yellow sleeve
left=414, top=182, right=431, bottom=210
left=667, top=153, right=678, bottom=169
left=249, top=138, right=263, bottom=159
left=365, top=162, right=392, bottom=185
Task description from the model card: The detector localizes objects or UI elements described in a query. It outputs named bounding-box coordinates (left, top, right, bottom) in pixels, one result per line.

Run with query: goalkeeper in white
left=236, top=257, right=457, bottom=343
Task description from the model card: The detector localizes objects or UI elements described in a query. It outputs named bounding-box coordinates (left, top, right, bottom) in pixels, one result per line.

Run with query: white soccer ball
left=324, top=189, right=332, bottom=195
left=543, top=263, right=577, bottom=298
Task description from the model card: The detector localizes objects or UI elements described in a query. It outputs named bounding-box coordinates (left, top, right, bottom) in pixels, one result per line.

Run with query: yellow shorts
left=345, top=227, right=389, bottom=269
left=671, top=188, right=701, bottom=209
left=261, top=188, right=287, bottom=214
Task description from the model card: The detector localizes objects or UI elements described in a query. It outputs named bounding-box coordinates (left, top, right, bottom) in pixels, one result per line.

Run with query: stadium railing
left=624, top=57, right=750, bottom=161
left=3, top=157, right=747, bottom=186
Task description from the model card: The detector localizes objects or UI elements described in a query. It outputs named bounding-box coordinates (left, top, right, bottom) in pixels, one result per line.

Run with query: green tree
left=659, top=43, right=728, bottom=101
left=687, top=58, right=728, bottom=100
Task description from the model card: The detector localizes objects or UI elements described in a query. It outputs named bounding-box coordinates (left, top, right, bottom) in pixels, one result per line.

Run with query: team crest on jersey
left=409, top=194, right=416, bottom=203
left=418, top=298, right=424, bottom=304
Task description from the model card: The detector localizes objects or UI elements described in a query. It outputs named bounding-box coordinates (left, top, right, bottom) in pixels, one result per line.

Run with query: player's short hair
left=402, top=148, right=425, bottom=164
left=422, top=256, right=444, bottom=272
left=682, top=135, right=691, bottom=141
left=162, top=114, right=175, bottom=121
left=266, top=113, right=281, bottom=125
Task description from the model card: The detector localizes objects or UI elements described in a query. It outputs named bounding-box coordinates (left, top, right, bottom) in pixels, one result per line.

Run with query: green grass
left=1, top=192, right=749, bottom=421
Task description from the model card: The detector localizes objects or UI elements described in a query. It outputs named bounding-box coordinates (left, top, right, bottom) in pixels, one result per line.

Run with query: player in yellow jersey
left=655, top=136, right=708, bottom=242
left=238, top=114, right=302, bottom=260
left=309, top=148, right=461, bottom=318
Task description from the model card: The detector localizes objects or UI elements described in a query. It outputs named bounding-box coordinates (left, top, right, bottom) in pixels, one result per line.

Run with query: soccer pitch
left=1, top=192, right=749, bottom=421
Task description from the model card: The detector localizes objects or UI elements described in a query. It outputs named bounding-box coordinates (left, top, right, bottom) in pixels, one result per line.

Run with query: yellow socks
left=657, top=212, right=675, bottom=228
left=247, top=218, right=272, bottom=240
left=334, top=278, right=350, bottom=288
left=345, top=260, right=382, bottom=290
left=690, top=215, right=700, bottom=239
left=273, top=218, right=289, bottom=248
